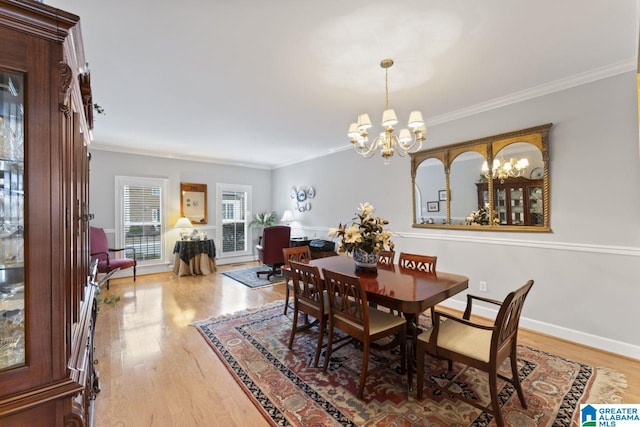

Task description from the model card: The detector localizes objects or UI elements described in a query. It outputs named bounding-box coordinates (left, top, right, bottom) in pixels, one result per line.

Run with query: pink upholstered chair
left=90, top=226, right=137, bottom=289
left=256, top=225, right=291, bottom=279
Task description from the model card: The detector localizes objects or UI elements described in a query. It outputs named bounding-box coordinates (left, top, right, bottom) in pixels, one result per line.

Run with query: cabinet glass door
left=510, top=187, right=524, bottom=225
left=0, top=70, right=24, bottom=370
left=529, top=186, right=544, bottom=226
left=495, top=188, right=507, bottom=224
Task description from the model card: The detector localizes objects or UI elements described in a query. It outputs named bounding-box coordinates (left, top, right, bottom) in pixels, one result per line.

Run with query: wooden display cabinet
left=0, top=1, right=95, bottom=425
left=476, top=177, right=544, bottom=226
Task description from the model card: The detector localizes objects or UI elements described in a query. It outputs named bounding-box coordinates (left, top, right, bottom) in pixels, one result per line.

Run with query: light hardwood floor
left=93, top=262, right=639, bottom=426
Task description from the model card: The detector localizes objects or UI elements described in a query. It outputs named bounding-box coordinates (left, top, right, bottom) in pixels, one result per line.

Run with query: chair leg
left=489, top=368, right=505, bottom=427
left=510, top=347, right=527, bottom=409
left=283, top=282, right=290, bottom=315
left=313, top=315, right=325, bottom=368
left=288, top=303, right=298, bottom=349
left=358, top=342, right=370, bottom=399
left=133, top=264, right=136, bottom=281
left=323, top=323, right=334, bottom=372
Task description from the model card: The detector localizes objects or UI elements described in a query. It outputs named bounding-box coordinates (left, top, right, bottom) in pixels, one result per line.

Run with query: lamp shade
left=347, top=122, right=360, bottom=138
left=408, top=111, right=424, bottom=128
left=174, top=217, right=193, bottom=229
left=398, top=128, right=412, bottom=143
left=381, top=109, right=398, bottom=127
left=357, top=113, right=372, bottom=130
left=281, top=210, right=294, bottom=223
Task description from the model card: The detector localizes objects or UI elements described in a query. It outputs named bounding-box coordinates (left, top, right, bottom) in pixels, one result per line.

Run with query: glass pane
left=221, top=191, right=247, bottom=254
left=123, top=184, right=162, bottom=261
left=0, top=70, right=25, bottom=370
left=529, top=186, right=544, bottom=226
left=510, top=187, right=524, bottom=224
left=495, top=188, right=507, bottom=224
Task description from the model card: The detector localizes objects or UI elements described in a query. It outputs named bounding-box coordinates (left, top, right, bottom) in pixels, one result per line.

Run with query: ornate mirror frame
left=410, top=123, right=552, bottom=232
left=180, top=182, right=208, bottom=224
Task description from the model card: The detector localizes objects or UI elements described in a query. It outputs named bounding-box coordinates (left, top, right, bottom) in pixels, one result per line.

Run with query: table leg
left=403, top=312, right=421, bottom=392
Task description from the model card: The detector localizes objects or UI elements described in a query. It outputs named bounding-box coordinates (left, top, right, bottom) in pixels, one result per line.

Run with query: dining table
left=308, top=255, right=469, bottom=389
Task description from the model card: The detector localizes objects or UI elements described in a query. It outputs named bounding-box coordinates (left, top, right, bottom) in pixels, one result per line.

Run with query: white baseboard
left=440, top=299, right=640, bottom=361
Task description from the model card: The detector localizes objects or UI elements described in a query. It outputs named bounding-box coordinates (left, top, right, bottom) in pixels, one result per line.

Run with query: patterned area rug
left=191, top=302, right=626, bottom=426
left=222, top=266, right=285, bottom=288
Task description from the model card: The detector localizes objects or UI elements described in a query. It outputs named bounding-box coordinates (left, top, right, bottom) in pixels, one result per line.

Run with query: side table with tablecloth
left=172, top=239, right=217, bottom=276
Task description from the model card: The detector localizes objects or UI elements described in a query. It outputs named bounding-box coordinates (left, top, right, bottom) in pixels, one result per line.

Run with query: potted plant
left=250, top=211, right=277, bottom=228
left=328, top=202, right=394, bottom=270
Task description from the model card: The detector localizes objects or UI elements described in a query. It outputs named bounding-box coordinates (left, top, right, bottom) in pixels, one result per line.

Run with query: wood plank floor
left=93, top=262, right=639, bottom=426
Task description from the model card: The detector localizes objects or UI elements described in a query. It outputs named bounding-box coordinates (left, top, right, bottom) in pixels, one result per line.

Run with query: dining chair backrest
left=282, top=245, right=312, bottom=268
left=322, top=268, right=368, bottom=338
left=398, top=252, right=437, bottom=274
left=490, top=280, right=534, bottom=353
left=377, top=250, right=395, bottom=266
left=289, top=260, right=324, bottom=309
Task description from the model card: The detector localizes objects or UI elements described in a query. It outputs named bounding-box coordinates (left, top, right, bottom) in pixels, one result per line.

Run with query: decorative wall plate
left=290, top=186, right=297, bottom=199
left=297, top=189, right=307, bottom=202
left=307, top=187, right=315, bottom=198
left=530, top=167, right=543, bottom=179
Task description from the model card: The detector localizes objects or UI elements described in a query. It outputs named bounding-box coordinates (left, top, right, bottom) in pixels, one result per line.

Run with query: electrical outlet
left=479, top=281, right=488, bottom=292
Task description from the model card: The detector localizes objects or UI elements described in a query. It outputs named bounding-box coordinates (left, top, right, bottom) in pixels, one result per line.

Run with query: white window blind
left=115, top=176, right=167, bottom=264
left=216, top=183, right=251, bottom=257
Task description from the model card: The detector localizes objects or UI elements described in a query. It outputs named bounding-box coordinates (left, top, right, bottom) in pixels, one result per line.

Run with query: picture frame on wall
left=181, top=182, right=208, bottom=224
left=427, top=201, right=439, bottom=212
left=438, top=189, right=447, bottom=201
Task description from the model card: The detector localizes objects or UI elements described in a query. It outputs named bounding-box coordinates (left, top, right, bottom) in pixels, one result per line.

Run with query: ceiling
left=46, top=0, right=638, bottom=169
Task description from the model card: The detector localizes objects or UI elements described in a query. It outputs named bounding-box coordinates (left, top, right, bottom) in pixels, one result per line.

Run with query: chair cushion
left=418, top=319, right=493, bottom=363
left=335, top=307, right=405, bottom=335
left=97, top=258, right=136, bottom=273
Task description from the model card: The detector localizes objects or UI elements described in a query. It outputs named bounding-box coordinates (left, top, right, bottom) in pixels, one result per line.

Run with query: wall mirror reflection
left=411, top=124, right=551, bottom=231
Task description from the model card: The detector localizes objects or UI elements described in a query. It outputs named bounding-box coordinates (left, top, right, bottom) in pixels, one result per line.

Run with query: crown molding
left=89, top=143, right=273, bottom=170
left=427, top=58, right=636, bottom=126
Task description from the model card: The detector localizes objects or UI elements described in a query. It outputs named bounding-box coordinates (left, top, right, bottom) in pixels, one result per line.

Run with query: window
left=115, top=176, right=168, bottom=264
left=216, top=184, right=252, bottom=257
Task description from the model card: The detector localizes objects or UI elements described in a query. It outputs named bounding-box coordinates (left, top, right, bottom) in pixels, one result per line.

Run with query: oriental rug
left=222, top=266, right=285, bottom=289
left=191, top=302, right=626, bottom=426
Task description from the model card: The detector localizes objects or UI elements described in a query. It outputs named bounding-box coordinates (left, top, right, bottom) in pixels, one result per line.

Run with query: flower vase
left=353, top=248, right=377, bottom=272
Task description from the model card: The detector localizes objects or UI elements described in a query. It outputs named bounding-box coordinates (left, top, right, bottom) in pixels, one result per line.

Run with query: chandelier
left=481, top=156, right=529, bottom=183
left=348, top=59, right=426, bottom=165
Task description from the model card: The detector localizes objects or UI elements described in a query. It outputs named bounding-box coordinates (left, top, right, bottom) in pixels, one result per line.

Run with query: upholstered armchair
left=90, top=226, right=137, bottom=289
left=256, top=225, right=291, bottom=279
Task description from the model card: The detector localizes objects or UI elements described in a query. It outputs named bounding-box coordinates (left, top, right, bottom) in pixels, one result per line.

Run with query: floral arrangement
left=328, top=202, right=394, bottom=255
left=250, top=211, right=277, bottom=227
left=466, top=207, right=499, bottom=226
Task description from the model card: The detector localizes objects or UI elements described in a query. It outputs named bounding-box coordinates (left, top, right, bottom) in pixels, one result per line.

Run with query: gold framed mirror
left=180, top=182, right=208, bottom=224
left=411, top=124, right=552, bottom=231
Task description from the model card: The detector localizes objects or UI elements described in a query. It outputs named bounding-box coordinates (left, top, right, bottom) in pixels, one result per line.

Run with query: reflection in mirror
left=486, top=142, right=544, bottom=226
left=450, top=151, right=485, bottom=225
left=410, top=123, right=551, bottom=232
left=414, top=158, right=445, bottom=224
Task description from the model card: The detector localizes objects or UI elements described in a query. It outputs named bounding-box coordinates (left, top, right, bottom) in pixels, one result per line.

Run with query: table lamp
left=174, top=217, right=193, bottom=240
left=281, top=210, right=294, bottom=225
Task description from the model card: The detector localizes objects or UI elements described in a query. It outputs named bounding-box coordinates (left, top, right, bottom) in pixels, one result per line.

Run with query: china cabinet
left=0, top=1, right=94, bottom=425
left=476, top=177, right=544, bottom=226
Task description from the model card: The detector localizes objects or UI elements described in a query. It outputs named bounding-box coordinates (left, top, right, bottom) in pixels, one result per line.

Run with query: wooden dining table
left=308, top=255, right=469, bottom=388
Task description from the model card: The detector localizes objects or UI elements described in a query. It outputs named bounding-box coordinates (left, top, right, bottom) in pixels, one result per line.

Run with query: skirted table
left=173, top=239, right=217, bottom=276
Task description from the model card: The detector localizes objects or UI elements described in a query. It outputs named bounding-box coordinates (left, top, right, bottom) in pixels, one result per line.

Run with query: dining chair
left=90, top=226, right=137, bottom=290
left=416, top=280, right=534, bottom=427
left=282, top=245, right=312, bottom=315
left=376, top=250, right=396, bottom=267
left=287, top=260, right=327, bottom=368
left=322, top=268, right=406, bottom=400
left=398, top=252, right=437, bottom=274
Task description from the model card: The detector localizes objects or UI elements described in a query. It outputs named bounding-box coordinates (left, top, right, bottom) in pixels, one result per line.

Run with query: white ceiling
left=46, top=0, right=638, bottom=169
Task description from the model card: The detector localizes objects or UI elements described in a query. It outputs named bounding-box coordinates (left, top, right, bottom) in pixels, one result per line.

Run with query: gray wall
left=89, top=151, right=273, bottom=266
left=272, top=71, right=640, bottom=358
